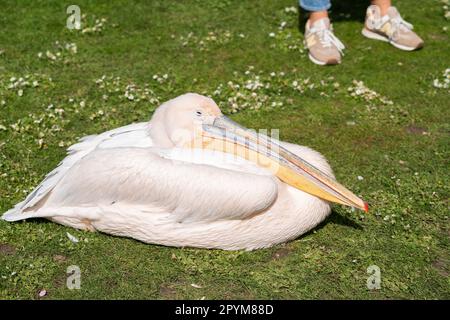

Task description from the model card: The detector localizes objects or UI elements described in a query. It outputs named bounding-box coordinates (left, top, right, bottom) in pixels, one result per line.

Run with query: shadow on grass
left=297, top=0, right=369, bottom=34
left=298, top=209, right=363, bottom=240
left=329, top=0, right=369, bottom=23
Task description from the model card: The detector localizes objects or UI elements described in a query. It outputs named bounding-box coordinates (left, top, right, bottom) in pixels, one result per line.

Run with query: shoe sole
left=308, top=53, right=340, bottom=66
left=361, top=28, right=421, bottom=51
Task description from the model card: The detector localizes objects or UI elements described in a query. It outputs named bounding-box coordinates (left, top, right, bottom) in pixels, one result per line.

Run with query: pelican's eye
left=195, top=110, right=203, bottom=117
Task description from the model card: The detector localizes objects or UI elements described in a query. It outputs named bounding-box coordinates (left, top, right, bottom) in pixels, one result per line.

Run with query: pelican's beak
left=189, top=115, right=368, bottom=212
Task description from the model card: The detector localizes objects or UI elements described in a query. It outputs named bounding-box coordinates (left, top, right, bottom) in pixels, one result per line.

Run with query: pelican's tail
left=2, top=199, right=47, bottom=221
left=3, top=205, right=105, bottom=223
left=2, top=205, right=34, bottom=222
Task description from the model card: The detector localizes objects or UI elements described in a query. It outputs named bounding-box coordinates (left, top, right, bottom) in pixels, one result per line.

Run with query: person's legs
left=299, top=0, right=345, bottom=66
left=362, top=0, right=423, bottom=50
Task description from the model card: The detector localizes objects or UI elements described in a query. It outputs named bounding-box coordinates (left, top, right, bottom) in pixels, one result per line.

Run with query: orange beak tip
left=364, top=202, right=369, bottom=213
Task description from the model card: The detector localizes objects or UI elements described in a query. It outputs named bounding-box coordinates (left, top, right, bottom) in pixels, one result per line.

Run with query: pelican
left=2, top=93, right=367, bottom=250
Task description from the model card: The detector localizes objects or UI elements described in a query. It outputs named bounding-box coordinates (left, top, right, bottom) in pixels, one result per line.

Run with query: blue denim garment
left=299, top=0, right=331, bottom=11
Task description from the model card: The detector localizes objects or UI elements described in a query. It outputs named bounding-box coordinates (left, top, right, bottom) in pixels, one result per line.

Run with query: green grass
left=0, top=0, right=449, bottom=299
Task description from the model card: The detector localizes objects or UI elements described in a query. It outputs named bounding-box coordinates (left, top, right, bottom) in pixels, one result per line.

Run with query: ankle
left=379, top=6, right=390, bottom=17
left=371, top=1, right=391, bottom=16
left=308, top=11, right=329, bottom=24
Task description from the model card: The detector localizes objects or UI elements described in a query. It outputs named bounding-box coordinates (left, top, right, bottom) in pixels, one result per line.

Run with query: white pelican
left=2, top=93, right=367, bottom=250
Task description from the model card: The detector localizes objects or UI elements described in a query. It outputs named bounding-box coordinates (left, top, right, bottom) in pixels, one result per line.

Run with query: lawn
left=0, top=0, right=448, bottom=299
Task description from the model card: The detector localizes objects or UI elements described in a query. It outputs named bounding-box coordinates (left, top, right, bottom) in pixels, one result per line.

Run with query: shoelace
left=375, top=13, right=414, bottom=32
left=310, top=26, right=345, bottom=55
left=390, top=14, right=414, bottom=31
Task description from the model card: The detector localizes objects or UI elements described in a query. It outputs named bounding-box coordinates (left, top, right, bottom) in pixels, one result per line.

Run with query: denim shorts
left=299, top=0, right=331, bottom=12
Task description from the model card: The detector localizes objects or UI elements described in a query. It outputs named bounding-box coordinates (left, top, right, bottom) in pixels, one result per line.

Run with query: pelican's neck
left=147, top=108, right=175, bottom=148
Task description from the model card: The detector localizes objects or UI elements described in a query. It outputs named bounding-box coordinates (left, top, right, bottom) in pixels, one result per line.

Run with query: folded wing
left=2, top=122, right=152, bottom=221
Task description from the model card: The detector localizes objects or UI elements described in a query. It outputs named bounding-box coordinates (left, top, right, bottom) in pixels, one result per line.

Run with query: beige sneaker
left=304, top=18, right=345, bottom=65
left=362, top=5, right=424, bottom=51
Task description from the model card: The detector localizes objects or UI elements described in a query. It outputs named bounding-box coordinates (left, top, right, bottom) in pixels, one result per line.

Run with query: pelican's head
left=149, top=93, right=222, bottom=148
left=149, top=93, right=368, bottom=212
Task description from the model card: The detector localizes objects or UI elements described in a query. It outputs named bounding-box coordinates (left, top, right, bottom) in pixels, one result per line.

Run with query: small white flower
left=54, top=108, right=65, bottom=115
left=285, top=6, right=297, bottom=13
left=269, top=32, right=275, bottom=37
left=433, top=79, right=441, bottom=88
left=357, top=175, right=364, bottom=181
left=46, top=50, right=56, bottom=60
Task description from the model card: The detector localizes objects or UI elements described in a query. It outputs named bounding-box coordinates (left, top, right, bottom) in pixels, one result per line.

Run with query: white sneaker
left=362, top=5, right=424, bottom=51
left=304, top=18, right=345, bottom=65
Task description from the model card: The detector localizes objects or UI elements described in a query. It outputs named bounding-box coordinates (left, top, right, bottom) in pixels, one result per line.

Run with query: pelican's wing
left=6, top=147, right=278, bottom=223
left=3, top=122, right=152, bottom=218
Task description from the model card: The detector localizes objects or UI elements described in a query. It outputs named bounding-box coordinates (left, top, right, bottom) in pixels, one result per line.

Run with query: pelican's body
left=2, top=93, right=366, bottom=250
